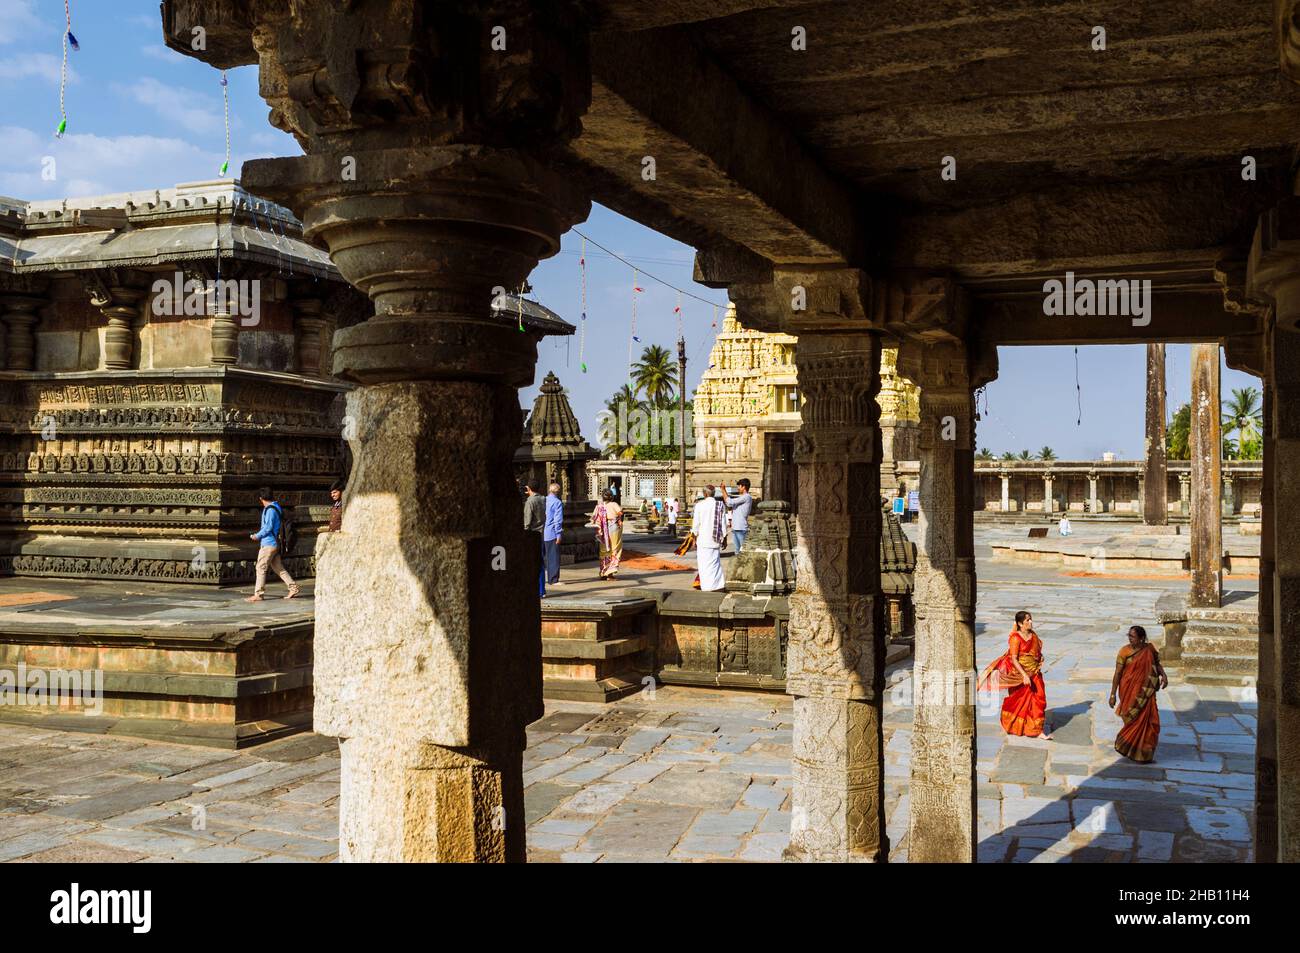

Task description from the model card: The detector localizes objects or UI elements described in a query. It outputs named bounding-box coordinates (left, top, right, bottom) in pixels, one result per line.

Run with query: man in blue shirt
left=543, top=482, right=565, bottom=586
left=725, top=478, right=754, bottom=554
left=245, top=486, right=300, bottom=601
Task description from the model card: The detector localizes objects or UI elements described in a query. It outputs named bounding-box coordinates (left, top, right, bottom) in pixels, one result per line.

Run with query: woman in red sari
left=1110, top=625, right=1167, bottom=763
left=979, top=610, right=1050, bottom=738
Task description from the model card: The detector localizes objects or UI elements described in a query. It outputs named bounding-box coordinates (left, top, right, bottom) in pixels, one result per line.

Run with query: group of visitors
left=523, top=481, right=566, bottom=596
left=685, top=478, right=753, bottom=592
left=980, top=611, right=1167, bottom=763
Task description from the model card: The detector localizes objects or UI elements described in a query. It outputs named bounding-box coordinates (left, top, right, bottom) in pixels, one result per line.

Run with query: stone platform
left=0, top=577, right=314, bottom=748
left=988, top=524, right=1260, bottom=576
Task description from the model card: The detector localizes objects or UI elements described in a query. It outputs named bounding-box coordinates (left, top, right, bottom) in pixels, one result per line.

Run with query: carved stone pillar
left=1189, top=343, right=1222, bottom=608
left=1259, top=369, right=1278, bottom=862
left=1088, top=472, right=1099, bottom=514
left=1144, top=343, right=1169, bottom=524
left=1043, top=474, right=1054, bottom=515
left=98, top=287, right=145, bottom=370
left=785, top=331, right=887, bottom=862
left=1223, top=474, right=1235, bottom=518
left=168, top=0, right=592, bottom=862
left=0, top=295, right=42, bottom=370
left=898, top=343, right=978, bottom=862
left=1000, top=473, right=1009, bottom=512
left=293, top=297, right=326, bottom=376
left=1179, top=473, right=1191, bottom=515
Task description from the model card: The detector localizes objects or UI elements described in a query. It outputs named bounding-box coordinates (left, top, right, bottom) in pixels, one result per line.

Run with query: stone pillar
left=177, top=0, right=593, bottom=862
left=785, top=331, right=887, bottom=862
left=0, top=295, right=43, bottom=370
left=1223, top=474, right=1235, bottom=518
left=1144, top=343, right=1169, bottom=524
left=293, top=297, right=326, bottom=376
left=1189, top=343, right=1222, bottom=608
left=1088, top=472, right=1099, bottom=514
left=1135, top=475, right=1144, bottom=516
left=1179, top=473, right=1191, bottom=515
left=210, top=311, right=239, bottom=366
left=1000, top=473, right=1009, bottom=512
left=1258, top=368, right=1278, bottom=862
left=900, top=344, right=977, bottom=862
left=100, top=287, right=145, bottom=370
left=1043, top=474, right=1054, bottom=515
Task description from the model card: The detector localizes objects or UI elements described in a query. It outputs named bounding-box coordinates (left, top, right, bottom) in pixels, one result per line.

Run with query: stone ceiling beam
left=977, top=291, right=1259, bottom=346
left=574, top=27, right=868, bottom=266
left=588, top=0, right=825, bottom=32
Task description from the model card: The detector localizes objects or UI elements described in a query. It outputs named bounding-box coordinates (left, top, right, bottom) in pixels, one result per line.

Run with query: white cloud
left=141, top=45, right=182, bottom=63
left=0, top=0, right=41, bottom=45
left=114, top=77, right=224, bottom=136
left=0, top=52, right=75, bottom=85
left=0, top=125, right=227, bottom=200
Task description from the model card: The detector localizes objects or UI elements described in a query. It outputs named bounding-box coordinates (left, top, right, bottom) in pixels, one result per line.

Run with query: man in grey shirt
left=523, top=482, right=547, bottom=596
left=725, top=478, right=754, bottom=553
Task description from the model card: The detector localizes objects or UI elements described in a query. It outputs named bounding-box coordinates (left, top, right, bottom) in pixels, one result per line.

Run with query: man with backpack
left=246, top=486, right=300, bottom=601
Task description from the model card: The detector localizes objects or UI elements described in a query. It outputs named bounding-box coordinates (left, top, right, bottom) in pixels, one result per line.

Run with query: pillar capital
left=1247, top=198, right=1300, bottom=329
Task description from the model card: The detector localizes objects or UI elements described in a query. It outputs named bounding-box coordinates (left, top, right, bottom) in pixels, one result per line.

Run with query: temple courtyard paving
left=0, top=526, right=1259, bottom=862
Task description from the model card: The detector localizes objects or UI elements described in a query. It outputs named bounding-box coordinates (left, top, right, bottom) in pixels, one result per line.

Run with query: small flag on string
left=67, top=32, right=79, bottom=51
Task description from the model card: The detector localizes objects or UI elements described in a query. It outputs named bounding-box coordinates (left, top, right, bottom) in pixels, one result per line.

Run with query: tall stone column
left=899, top=343, right=978, bottom=862
left=169, top=0, right=592, bottom=862
left=1179, top=473, right=1191, bottom=515
left=785, top=331, right=887, bottom=862
left=1000, top=473, right=1009, bottom=512
left=1088, top=472, right=1099, bottom=514
left=1258, top=368, right=1278, bottom=862
left=1189, top=343, right=1222, bottom=608
left=1144, top=343, right=1169, bottom=524
left=1043, top=474, right=1054, bottom=515
left=0, top=295, right=41, bottom=370
left=1223, top=474, right=1235, bottom=518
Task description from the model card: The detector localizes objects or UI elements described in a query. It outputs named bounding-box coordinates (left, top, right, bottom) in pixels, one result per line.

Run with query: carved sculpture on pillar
left=210, top=310, right=239, bottom=365
left=86, top=276, right=146, bottom=371
left=166, top=0, right=593, bottom=862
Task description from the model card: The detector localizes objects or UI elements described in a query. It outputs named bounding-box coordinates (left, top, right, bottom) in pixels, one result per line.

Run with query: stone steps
left=1181, top=615, right=1259, bottom=685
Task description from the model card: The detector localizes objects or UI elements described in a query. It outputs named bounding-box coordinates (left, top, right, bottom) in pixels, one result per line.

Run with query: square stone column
left=167, top=0, right=594, bottom=862
left=1189, top=343, right=1223, bottom=608
left=1088, top=473, right=1099, bottom=514
left=1258, top=368, right=1278, bottom=862
left=1144, top=343, right=1169, bottom=524
left=785, top=332, right=888, bottom=862
left=1179, top=473, right=1191, bottom=515
left=1043, top=474, right=1054, bottom=515
left=1000, top=473, right=1009, bottom=512
left=899, top=343, right=978, bottom=862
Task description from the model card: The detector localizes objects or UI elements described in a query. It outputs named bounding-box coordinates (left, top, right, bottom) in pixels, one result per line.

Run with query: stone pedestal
left=725, top=499, right=796, bottom=595
left=540, top=596, right=655, bottom=702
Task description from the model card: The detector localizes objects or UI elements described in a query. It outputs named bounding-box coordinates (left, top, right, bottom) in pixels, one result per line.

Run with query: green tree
left=976, top=448, right=994, bottom=461
left=599, top=384, right=643, bottom=459
left=1000, top=451, right=1016, bottom=461
left=1038, top=446, right=1057, bottom=461
left=1166, top=402, right=1191, bottom=460
left=1222, top=386, right=1262, bottom=449
left=1018, top=449, right=1033, bottom=461
left=630, top=345, right=678, bottom=407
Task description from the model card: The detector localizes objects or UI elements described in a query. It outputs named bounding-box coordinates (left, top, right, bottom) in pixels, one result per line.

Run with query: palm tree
left=1000, top=451, right=1016, bottom=461
left=1038, top=446, right=1057, bottom=461
left=1017, top=449, right=1033, bottom=461
left=630, top=345, right=678, bottom=407
left=976, top=448, right=994, bottom=461
left=599, top=384, right=643, bottom=459
left=1223, top=387, right=1263, bottom=447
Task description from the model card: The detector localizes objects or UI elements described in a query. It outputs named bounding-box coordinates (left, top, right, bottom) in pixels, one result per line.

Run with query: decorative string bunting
left=55, top=0, right=78, bottom=138
left=219, top=70, right=231, bottom=175
left=516, top=284, right=525, bottom=332
left=578, top=237, right=588, bottom=373
left=628, top=269, right=643, bottom=382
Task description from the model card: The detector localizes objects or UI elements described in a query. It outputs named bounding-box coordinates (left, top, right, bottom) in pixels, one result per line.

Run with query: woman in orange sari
left=1110, top=625, right=1167, bottom=763
left=978, top=610, right=1050, bottom=738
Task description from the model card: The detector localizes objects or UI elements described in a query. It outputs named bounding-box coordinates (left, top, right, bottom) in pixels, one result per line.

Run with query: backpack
left=270, top=501, right=296, bottom=552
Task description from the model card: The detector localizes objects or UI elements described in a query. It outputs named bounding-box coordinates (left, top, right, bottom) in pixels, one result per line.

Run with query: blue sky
left=1, top=0, right=1259, bottom=459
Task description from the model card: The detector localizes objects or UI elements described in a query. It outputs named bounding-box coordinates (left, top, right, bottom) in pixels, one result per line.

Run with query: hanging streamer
left=579, top=237, right=588, bottom=372
left=55, top=0, right=78, bottom=137
left=1074, top=346, right=1082, bottom=426
left=516, top=284, right=525, bottom=332
left=628, top=269, right=644, bottom=381
left=219, top=70, right=231, bottom=175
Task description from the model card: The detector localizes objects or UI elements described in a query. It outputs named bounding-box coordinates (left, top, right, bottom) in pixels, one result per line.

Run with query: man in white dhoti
left=693, top=486, right=726, bottom=591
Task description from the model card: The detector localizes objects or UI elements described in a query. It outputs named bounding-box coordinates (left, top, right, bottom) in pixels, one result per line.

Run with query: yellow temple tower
left=690, top=302, right=920, bottom=503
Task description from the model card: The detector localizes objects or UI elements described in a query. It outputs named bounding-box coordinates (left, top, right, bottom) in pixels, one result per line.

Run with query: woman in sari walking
left=591, top=490, right=624, bottom=580
left=979, top=610, right=1050, bottom=738
left=1110, top=625, right=1167, bottom=763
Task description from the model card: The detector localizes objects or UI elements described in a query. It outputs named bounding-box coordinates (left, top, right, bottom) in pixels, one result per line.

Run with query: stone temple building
left=161, top=0, right=1300, bottom=865
left=691, top=302, right=919, bottom=504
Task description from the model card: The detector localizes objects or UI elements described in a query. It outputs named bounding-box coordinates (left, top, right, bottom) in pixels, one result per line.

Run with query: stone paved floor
left=0, top=528, right=1259, bottom=863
